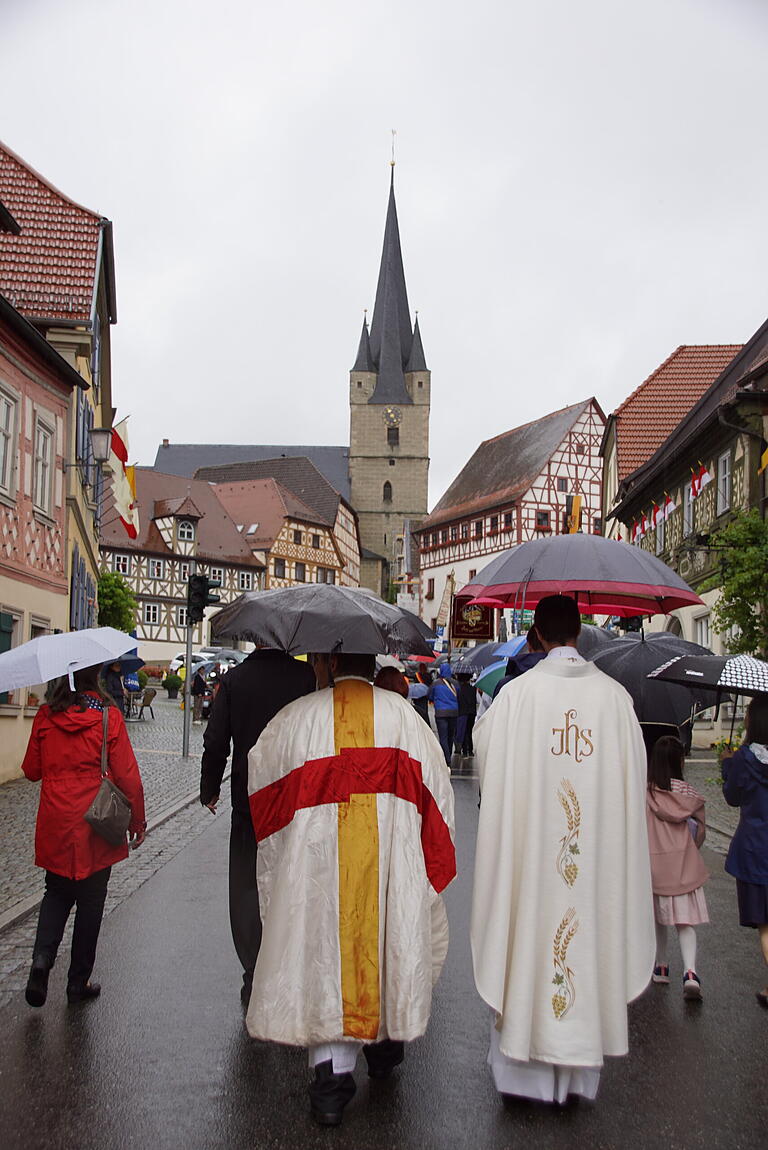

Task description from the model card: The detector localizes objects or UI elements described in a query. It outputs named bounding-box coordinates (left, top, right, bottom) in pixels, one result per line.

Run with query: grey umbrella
left=591, top=633, right=713, bottom=726
left=459, top=533, right=703, bottom=617
left=577, top=623, right=616, bottom=659
left=210, top=585, right=435, bottom=657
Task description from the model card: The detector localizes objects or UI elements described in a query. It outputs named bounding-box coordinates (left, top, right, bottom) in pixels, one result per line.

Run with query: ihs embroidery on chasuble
left=549, top=714, right=590, bottom=1018
left=550, top=709, right=593, bottom=762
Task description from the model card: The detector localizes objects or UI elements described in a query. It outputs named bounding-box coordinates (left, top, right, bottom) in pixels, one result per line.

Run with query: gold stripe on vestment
left=334, top=679, right=380, bottom=1040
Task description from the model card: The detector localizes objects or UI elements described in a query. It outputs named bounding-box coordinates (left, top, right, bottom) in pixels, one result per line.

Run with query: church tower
left=349, top=170, right=430, bottom=593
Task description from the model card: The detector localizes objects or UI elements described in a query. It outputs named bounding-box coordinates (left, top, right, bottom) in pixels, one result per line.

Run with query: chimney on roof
left=162, top=439, right=169, bottom=448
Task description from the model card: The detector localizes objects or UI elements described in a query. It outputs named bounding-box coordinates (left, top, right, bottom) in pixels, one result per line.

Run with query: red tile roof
left=211, top=479, right=330, bottom=551
left=420, top=400, right=596, bottom=531
left=101, top=470, right=263, bottom=567
left=0, top=141, right=104, bottom=322
left=613, top=345, right=741, bottom=480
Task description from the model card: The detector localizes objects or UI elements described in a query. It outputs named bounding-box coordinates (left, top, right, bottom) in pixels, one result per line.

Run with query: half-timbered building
left=416, top=399, right=605, bottom=633
left=0, top=293, right=91, bottom=781
left=0, top=140, right=118, bottom=632
left=100, top=469, right=264, bottom=664
left=195, top=456, right=361, bottom=587
left=601, top=345, right=742, bottom=540
left=608, top=319, right=766, bottom=652
left=211, top=479, right=343, bottom=589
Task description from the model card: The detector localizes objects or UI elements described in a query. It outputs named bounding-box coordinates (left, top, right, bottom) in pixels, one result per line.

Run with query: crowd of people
left=13, top=594, right=768, bottom=1128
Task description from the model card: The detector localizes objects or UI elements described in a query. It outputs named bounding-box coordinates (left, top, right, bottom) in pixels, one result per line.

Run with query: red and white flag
left=109, top=418, right=139, bottom=539
left=651, top=503, right=661, bottom=529
left=697, top=462, right=713, bottom=492
left=663, top=493, right=677, bottom=520
left=690, top=468, right=700, bottom=499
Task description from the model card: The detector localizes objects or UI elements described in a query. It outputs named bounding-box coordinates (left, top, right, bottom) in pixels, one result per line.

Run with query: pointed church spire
left=352, top=314, right=376, bottom=372
left=367, top=169, right=413, bottom=404
left=405, top=313, right=428, bottom=372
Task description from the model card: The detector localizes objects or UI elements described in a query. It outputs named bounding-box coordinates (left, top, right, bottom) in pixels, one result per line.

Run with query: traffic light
left=187, top=573, right=221, bottom=624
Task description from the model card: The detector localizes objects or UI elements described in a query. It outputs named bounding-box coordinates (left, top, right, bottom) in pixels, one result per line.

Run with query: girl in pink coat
left=646, top=736, right=709, bottom=1000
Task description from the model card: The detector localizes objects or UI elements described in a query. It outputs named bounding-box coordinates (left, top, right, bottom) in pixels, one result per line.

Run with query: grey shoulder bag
left=84, top=707, right=132, bottom=847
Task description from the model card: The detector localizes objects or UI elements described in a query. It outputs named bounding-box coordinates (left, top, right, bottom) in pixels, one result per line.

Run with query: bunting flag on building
left=651, top=503, right=661, bottom=529
left=640, top=510, right=649, bottom=537
left=662, top=492, right=677, bottom=520
left=758, top=440, right=768, bottom=476
left=109, top=418, right=139, bottom=539
left=697, top=462, right=713, bottom=492
left=565, top=494, right=582, bottom=533
left=690, top=467, right=700, bottom=500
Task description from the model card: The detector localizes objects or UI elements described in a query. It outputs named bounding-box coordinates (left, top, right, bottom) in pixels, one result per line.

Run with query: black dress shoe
left=308, top=1060, right=356, bottom=1126
left=67, top=981, right=101, bottom=1003
left=25, top=955, right=52, bottom=1008
left=363, top=1039, right=405, bottom=1079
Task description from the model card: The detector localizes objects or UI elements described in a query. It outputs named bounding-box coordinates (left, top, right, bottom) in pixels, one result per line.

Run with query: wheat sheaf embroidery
left=556, top=779, right=581, bottom=888
left=552, top=908, right=579, bottom=1020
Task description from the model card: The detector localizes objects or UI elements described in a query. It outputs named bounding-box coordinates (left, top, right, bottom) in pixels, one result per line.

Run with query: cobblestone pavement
left=0, top=700, right=209, bottom=926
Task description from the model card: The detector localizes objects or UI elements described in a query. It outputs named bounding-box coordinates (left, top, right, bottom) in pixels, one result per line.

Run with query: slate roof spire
left=406, top=313, right=428, bottom=373
left=366, top=169, right=416, bottom=404
left=352, top=313, right=376, bottom=372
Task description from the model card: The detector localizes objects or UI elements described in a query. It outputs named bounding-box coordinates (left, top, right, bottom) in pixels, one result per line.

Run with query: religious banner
left=435, top=572, right=455, bottom=628
left=451, top=598, right=494, bottom=641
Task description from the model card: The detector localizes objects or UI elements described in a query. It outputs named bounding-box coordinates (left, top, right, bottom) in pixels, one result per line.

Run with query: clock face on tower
left=382, top=406, right=402, bottom=427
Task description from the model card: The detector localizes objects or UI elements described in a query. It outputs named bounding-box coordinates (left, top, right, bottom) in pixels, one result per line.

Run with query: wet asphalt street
left=1, top=778, right=767, bottom=1150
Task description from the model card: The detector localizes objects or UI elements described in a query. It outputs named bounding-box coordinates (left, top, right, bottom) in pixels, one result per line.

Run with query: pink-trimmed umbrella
left=458, top=534, right=702, bottom=618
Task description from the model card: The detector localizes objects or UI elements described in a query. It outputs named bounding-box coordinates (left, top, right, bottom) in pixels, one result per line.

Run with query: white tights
left=655, top=921, right=697, bottom=972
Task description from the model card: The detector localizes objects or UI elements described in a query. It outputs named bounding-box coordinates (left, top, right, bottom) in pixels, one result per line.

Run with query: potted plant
left=162, top=673, right=183, bottom=700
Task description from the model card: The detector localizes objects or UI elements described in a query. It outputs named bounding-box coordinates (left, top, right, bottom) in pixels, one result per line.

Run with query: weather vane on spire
left=390, top=129, right=397, bottom=167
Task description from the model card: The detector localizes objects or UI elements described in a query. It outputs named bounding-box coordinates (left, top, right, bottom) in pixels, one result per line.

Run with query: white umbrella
left=0, top=627, right=138, bottom=693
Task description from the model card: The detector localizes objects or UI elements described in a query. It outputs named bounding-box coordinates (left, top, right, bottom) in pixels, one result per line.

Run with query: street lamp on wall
left=64, top=426, right=113, bottom=469
left=89, top=427, right=112, bottom=464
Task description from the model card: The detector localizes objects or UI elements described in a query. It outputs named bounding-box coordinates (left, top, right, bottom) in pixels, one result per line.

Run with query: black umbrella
left=453, top=642, right=503, bottom=675
left=577, top=624, right=616, bottom=659
left=647, top=653, right=768, bottom=697
left=591, top=633, right=713, bottom=727
left=209, top=585, right=434, bottom=657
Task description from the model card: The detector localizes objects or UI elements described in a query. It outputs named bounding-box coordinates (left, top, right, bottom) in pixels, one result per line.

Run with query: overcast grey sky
left=2, top=0, right=767, bottom=503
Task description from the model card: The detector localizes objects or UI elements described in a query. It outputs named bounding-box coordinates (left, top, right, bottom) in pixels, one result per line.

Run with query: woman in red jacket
left=21, top=665, right=146, bottom=1007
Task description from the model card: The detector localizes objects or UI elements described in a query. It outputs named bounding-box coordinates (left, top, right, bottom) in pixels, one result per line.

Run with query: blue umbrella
left=492, top=636, right=528, bottom=660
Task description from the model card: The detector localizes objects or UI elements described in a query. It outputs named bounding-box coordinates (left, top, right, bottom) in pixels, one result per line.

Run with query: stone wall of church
left=349, top=370, right=430, bottom=576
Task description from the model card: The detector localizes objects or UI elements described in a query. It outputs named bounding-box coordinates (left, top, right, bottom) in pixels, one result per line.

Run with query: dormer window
left=178, top=520, right=194, bottom=542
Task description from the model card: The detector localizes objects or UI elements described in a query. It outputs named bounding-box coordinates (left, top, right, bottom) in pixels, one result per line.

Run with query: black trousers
left=229, top=807, right=262, bottom=988
left=33, top=867, right=111, bottom=987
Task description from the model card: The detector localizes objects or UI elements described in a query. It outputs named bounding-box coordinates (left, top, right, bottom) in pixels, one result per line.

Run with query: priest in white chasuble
left=246, top=652, right=456, bottom=1127
left=471, top=595, right=654, bottom=1105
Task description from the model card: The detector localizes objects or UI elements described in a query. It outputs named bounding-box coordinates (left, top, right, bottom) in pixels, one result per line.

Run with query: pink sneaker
left=652, top=964, right=670, bottom=984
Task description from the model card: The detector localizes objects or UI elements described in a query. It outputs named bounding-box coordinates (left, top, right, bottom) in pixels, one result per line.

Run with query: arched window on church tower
left=383, top=481, right=392, bottom=503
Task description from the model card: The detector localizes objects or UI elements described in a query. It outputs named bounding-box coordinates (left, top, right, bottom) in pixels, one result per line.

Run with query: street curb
left=0, top=769, right=231, bottom=937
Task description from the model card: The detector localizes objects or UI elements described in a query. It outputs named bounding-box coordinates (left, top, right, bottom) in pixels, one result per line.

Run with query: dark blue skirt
left=736, top=879, right=768, bottom=927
